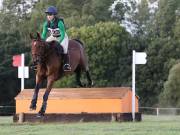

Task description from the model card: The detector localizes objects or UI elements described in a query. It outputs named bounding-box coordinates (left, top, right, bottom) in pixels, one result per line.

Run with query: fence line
left=140, top=107, right=180, bottom=110
left=0, top=106, right=15, bottom=108
left=0, top=106, right=15, bottom=116
left=139, top=107, right=180, bottom=116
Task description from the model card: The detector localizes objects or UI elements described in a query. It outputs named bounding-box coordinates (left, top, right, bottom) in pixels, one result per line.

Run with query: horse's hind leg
left=86, top=70, right=93, bottom=87
left=75, top=68, right=84, bottom=87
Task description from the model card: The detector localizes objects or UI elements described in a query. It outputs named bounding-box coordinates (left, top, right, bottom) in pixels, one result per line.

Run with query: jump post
left=13, top=87, right=141, bottom=123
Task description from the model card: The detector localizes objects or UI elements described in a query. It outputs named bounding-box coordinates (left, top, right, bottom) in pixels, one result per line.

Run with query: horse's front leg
left=29, top=75, right=44, bottom=111
left=37, top=76, right=55, bottom=117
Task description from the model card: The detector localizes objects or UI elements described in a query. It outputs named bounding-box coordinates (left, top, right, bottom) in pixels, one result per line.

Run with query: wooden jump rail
left=13, top=87, right=141, bottom=122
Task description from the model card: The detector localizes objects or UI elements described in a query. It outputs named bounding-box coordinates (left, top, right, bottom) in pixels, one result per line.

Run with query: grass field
left=0, top=115, right=180, bottom=135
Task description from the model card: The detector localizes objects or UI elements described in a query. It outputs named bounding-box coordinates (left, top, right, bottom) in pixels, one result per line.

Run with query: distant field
left=0, top=115, right=180, bottom=135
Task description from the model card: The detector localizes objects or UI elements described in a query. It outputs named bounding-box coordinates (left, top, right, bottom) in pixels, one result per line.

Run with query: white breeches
left=46, top=33, right=69, bottom=54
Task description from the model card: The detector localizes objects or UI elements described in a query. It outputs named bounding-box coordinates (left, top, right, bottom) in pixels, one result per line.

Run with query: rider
left=41, top=6, right=71, bottom=71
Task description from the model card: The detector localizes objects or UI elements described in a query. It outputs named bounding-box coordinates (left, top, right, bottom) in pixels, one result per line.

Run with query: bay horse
left=29, top=32, right=93, bottom=117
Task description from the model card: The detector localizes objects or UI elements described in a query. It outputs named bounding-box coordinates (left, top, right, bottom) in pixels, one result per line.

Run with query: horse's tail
left=73, top=39, right=84, bottom=47
left=72, top=39, right=89, bottom=71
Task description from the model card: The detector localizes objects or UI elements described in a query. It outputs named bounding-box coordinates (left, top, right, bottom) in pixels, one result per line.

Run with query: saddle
left=48, top=41, right=64, bottom=56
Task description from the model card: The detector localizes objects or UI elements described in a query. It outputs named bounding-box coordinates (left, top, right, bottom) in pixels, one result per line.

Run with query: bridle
left=31, top=39, right=47, bottom=66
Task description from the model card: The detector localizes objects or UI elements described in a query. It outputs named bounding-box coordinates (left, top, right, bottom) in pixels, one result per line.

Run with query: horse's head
left=30, top=32, right=46, bottom=65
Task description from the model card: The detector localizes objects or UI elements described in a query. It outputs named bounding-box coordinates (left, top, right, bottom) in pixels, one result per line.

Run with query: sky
left=0, top=0, right=2, bottom=9
left=0, top=0, right=141, bottom=10
left=0, top=0, right=2, bottom=6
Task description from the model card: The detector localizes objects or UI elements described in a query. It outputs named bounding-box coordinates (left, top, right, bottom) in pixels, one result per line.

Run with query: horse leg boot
left=63, top=53, right=71, bottom=71
left=29, top=84, right=40, bottom=110
left=37, top=78, right=54, bottom=117
left=37, top=90, right=49, bottom=117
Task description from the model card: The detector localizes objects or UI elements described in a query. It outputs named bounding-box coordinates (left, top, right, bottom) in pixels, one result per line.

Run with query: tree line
left=0, top=0, right=179, bottom=109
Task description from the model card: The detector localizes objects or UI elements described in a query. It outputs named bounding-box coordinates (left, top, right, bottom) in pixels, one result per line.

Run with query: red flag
left=12, top=55, right=21, bottom=67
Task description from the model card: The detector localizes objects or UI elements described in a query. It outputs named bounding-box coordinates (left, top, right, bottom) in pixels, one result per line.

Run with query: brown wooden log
left=13, top=113, right=141, bottom=123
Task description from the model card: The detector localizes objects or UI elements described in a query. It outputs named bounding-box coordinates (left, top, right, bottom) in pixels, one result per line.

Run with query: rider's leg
left=46, top=36, right=62, bottom=56
left=63, top=53, right=71, bottom=71
left=46, top=34, right=71, bottom=71
left=46, top=35, right=58, bottom=42
left=61, top=34, right=71, bottom=71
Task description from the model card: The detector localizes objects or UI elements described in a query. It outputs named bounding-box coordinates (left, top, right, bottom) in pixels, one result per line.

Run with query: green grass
left=0, top=115, right=180, bottom=135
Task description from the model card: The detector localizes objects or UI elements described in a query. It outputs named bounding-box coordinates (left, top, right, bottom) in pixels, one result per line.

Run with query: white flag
left=135, top=52, right=147, bottom=64
left=18, top=66, right=29, bottom=78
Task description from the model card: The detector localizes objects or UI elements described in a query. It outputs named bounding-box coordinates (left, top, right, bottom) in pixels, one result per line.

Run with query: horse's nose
left=35, top=58, right=40, bottom=64
left=35, top=57, right=41, bottom=64
left=32, top=57, right=38, bottom=64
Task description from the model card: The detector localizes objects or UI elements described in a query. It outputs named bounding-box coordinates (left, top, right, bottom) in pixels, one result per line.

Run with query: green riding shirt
left=41, top=17, right=65, bottom=43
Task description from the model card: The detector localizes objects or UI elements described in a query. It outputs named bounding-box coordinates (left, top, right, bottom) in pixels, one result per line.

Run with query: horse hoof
left=29, top=106, right=36, bottom=111
left=81, top=84, right=86, bottom=87
left=88, top=81, right=94, bottom=87
left=91, top=81, right=94, bottom=86
left=29, top=108, right=35, bottom=111
left=36, top=113, right=44, bottom=118
left=77, top=82, right=85, bottom=87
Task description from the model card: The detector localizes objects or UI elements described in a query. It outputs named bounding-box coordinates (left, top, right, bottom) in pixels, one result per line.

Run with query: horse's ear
left=30, top=33, right=34, bottom=39
left=36, top=32, right=41, bottom=40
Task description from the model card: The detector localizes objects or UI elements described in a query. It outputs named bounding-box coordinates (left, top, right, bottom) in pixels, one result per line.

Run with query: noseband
left=31, top=40, right=47, bottom=66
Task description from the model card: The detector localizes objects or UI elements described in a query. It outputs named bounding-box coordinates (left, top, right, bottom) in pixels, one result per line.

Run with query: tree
left=0, top=0, right=118, bottom=106
left=54, top=22, right=133, bottom=87
left=159, top=63, right=180, bottom=107
left=0, top=31, right=30, bottom=105
left=153, top=0, right=180, bottom=38
left=133, top=0, right=151, bottom=36
left=134, top=0, right=180, bottom=106
left=136, top=37, right=180, bottom=106
left=0, top=0, right=179, bottom=108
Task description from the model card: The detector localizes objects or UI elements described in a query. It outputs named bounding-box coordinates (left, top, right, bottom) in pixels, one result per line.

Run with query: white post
left=132, top=50, right=136, bottom=121
left=21, top=53, right=24, bottom=91
left=157, top=108, right=159, bottom=116
left=132, top=50, right=147, bottom=122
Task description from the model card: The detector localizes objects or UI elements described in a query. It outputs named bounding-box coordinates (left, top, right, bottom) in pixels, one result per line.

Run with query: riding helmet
left=45, top=6, right=58, bottom=15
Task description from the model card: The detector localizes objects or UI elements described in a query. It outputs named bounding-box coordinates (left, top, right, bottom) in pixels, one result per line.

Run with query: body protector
left=42, top=17, right=69, bottom=54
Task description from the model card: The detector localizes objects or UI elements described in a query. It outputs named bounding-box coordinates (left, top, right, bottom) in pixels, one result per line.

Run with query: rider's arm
left=58, top=20, right=65, bottom=43
left=41, top=21, right=48, bottom=40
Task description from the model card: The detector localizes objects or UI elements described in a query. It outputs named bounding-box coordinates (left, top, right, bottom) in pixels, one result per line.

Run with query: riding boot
left=63, top=54, right=71, bottom=71
left=56, top=42, right=63, bottom=56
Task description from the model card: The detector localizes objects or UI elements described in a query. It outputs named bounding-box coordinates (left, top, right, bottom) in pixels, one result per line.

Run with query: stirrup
left=63, top=64, right=71, bottom=71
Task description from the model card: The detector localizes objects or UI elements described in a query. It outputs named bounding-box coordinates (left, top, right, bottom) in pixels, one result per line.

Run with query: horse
left=29, top=32, right=93, bottom=117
